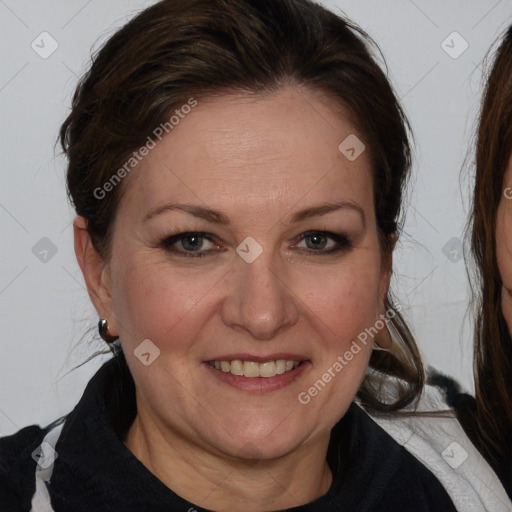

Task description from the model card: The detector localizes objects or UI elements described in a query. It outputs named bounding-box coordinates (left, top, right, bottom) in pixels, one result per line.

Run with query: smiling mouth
left=207, top=359, right=305, bottom=378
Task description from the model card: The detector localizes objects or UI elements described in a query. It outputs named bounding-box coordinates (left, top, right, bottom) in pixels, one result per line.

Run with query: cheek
left=496, top=199, right=512, bottom=335
left=111, top=254, right=227, bottom=346
left=292, top=261, right=378, bottom=408
left=297, top=261, right=381, bottom=337
left=497, top=201, right=512, bottom=292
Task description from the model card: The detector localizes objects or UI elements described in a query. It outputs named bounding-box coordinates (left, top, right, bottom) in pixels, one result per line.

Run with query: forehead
left=119, top=87, right=374, bottom=221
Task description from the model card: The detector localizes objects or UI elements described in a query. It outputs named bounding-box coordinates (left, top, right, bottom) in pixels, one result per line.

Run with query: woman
left=452, top=24, right=512, bottom=497
left=0, top=1, right=508, bottom=511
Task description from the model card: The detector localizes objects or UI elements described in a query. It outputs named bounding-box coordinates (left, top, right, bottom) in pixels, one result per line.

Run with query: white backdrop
left=1, top=0, right=511, bottom=436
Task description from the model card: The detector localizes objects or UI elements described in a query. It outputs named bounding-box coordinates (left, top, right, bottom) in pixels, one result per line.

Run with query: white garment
left=362, top=380, right=512, bottom=512
left=29, top=420, right=65, bottom=512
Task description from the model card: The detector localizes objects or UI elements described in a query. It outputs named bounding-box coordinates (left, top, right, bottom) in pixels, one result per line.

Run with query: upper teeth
left=209, top=360, right=300, bottom=377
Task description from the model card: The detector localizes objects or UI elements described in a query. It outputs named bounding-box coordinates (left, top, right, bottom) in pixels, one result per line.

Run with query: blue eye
left=160, top=232, right=217, bottom=257
left=295, top=231, right=353, bottom=254
left=159, top=230, right=352, bottom=258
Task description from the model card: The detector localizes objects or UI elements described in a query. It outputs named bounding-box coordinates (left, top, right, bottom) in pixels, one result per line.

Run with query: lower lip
left=203, top=361, right=311, bottom=393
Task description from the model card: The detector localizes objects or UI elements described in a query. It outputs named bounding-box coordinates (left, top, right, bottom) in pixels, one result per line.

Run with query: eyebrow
left=142, top=200, right=365, bottom=227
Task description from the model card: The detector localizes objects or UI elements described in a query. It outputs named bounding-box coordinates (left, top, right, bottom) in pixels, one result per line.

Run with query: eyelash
left=158, top=230, right=353, bottom=258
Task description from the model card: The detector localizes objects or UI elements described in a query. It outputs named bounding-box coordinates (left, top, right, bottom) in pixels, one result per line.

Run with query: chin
left=212, top=421, right=311, bottom=462
left=227, top=437, right=301, bottom=462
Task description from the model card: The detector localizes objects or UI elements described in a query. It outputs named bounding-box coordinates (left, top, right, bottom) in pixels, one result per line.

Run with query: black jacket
left=0, top=355, right=458, bottom=511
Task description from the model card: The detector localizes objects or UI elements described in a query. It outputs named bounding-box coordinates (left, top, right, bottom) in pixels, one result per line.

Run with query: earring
left=98, top=318, right=119, bottom=343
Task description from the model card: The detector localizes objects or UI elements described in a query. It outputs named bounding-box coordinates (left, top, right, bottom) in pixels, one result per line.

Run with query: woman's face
left=102, top=87, right=389, bottom=459
left=497, top=153, right=512, bottom=336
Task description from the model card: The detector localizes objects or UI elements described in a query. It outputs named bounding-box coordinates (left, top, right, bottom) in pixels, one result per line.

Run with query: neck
left=124, top=406, right=334, bottom=511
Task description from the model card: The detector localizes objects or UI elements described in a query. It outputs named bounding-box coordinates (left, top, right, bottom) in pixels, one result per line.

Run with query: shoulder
left=0, top=423, right=50, bottom=511
left=360, top=372, right=512, bottom=512
left=340, top=403, right=460, bottom=511
left=378, top=451, right=461, bottom=511
left=427, top=369, right=512, bottom=499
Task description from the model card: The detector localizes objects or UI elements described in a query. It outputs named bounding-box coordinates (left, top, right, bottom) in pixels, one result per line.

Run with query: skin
left=497, top=153, right=512, bottom=336
left=74, top=86, right=392, bottom=511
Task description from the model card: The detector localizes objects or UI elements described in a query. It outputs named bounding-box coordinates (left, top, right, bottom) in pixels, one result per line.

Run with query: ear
left=73, top=216, right=118, bottom=336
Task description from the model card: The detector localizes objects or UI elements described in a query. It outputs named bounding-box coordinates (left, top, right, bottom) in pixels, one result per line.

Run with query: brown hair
left=468, top=25, right=512, bottom=469
left=60, top=0, right=423, bottom=413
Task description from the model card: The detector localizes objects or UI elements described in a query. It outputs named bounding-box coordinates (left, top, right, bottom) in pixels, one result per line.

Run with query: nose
left=221, top=252, right=300, bottom=341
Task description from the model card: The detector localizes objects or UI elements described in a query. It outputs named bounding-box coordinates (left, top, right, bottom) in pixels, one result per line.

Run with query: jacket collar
left=45, top=354, right=401, bottom=511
